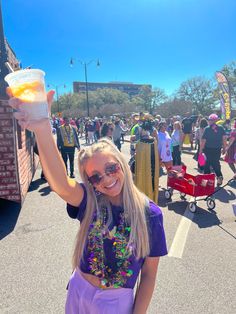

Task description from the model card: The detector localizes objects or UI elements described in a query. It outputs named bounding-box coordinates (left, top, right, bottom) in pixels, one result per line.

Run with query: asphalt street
left=0, top=138, right=236, bottom=314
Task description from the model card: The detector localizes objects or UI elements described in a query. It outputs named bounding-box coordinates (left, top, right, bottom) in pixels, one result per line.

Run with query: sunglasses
left=88, top=163, right=120, bottom=185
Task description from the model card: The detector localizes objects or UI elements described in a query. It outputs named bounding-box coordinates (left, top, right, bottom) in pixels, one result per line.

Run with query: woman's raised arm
left=8, top=91, right=84, bottom=207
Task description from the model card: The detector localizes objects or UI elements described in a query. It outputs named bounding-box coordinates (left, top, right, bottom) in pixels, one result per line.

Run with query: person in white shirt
left=171, top=121, right=183, bottom=166
left=157, top=122, right=173, bottom=171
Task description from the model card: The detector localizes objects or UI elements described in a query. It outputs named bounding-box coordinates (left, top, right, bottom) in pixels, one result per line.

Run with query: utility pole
left=70, top=58, right=100, bottom=117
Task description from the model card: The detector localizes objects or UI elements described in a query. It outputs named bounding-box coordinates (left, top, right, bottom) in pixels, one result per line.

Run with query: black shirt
left=202, top=124, right=225, bottom=149
left=182, top=117, right=193, bottom=134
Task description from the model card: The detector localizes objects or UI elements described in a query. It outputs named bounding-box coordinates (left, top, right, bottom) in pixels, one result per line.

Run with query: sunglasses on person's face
left=88, top=163, right=121, bottom=185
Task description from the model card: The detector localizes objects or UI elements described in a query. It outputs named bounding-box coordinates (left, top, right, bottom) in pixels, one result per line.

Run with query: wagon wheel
left=188, top=202, right=197, bottom=213
left=164, top=189, right=172, bottom=200
left=206, top=198, right=216, bottom=210
left=180, top=192, right=186, bottom=200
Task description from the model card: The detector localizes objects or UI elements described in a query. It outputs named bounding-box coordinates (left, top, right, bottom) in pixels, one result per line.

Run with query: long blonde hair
left=173, top=121, right=182, bottom=131
left=72, top=138, right=150, bottom=269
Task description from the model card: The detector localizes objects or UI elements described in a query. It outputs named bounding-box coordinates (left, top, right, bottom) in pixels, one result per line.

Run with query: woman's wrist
left=33, top=118, right=52, bottom=134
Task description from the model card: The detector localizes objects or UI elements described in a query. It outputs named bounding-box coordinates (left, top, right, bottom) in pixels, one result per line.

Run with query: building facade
left=0, top=3, right=38, bottom=204
left=73, top=81, right=152, bottom=97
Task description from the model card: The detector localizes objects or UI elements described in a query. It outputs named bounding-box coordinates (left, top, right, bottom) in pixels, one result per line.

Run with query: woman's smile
left=85, top=152, right=124, bottom=205
left=104, top=179, right=118, bottom=189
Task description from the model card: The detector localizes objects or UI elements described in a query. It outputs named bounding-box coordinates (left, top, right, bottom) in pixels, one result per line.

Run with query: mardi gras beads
left=86, top=206, right=133, bottom=288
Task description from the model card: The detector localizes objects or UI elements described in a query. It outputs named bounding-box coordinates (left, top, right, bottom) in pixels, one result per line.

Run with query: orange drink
left=5, top=69, right=49, bottom=120
left=7, top=81, right=45, bottom=102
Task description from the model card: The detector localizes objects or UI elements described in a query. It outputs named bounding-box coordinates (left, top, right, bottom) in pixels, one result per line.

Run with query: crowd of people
left=49, top=111, right=236, bottom=205
left=9, top=86, right=236, bottom=313
left=52, top=112, right=236, bottom=187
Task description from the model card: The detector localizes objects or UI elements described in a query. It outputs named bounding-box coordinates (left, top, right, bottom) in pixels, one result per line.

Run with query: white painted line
left=168, top=198, right=195, bottom=259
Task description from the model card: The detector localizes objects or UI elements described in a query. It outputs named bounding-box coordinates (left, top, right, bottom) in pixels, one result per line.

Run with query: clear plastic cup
left=5, top=69, right=49, bottom=120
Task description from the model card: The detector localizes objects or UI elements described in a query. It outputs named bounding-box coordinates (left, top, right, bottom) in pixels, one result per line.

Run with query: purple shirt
left=67, top=185, right=168, bottom=289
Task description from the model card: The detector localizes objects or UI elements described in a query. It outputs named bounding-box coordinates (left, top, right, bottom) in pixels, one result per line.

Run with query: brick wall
left=0, top=99, right=20, bottom=202
left=17, top=128, right=38, bottom=203
left=0, top=99, right=38, bottom=204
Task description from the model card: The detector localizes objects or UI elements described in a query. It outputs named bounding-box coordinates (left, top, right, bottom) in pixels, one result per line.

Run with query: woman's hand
left=7, top=90, right=55, bottom=133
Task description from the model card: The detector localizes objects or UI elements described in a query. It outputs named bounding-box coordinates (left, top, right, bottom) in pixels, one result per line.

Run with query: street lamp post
left=47, top=83, right=66, bottom=112
left=70, top=58, right=100, bottom=117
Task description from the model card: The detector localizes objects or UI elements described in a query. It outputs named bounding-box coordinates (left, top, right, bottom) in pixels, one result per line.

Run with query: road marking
left=168, top=198, right=195, bottom=259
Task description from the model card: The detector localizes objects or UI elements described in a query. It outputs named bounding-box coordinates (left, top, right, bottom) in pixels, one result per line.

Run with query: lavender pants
left=65, top=269, right=134, bottom=314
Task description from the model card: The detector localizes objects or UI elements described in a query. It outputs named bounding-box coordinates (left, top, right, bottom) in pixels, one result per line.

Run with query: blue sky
left=3, top=0, right=236, bottom=96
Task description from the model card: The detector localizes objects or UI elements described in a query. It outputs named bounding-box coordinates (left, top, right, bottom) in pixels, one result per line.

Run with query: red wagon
left=164, top=165, right=216, bottom=213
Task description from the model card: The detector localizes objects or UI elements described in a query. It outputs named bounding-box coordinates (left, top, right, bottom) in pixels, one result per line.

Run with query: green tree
left=155, top=98, right=192, bottom=118
left=138, top=85, right=153, bottom=111
left=51, top=86, right=167, bottom=117
left=152, top=87, right=168, bottom=111
left=51, top=92, right=83, bottom=114
left=177, top=76, right=215, bottom=114
left=93, top=88, right=129, bottom=106
left=129, top=96, right=145, bottom=111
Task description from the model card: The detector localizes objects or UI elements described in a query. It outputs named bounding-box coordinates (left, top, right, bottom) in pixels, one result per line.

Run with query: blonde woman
left=9, top=91, right=167, bottom=314
left=171, top=121, right=183, bottom=166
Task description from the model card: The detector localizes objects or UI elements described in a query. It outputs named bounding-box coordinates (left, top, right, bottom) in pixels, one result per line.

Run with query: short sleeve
left=66, top=183, right=87, bottom=221
left=202, top=127, right=210, bottom=140
left=147, top=201, right=168, bottom=257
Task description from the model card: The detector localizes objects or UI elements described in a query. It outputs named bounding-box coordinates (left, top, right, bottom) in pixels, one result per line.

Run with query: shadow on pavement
left=167, top=200, right=189, bottom=215
left=38, top=185, right=51, bottom=196
left=213, top=187, right=235, bottom=203
left=160, top=189, right=236, bottom=239
left=192, top=207, right=221, bottom=228
left=158, top=189, right=188, bottom=211
left=28, top=178, right=52, bottom=197
left=228, top=179, right=236, bottom=189
left=0, top=199, right=21, bottom=240
left=28, top=178, right=48, bottom=193
left=195, top=207, right=236, bottom=239
left=159, top=190, right=223, bottom=229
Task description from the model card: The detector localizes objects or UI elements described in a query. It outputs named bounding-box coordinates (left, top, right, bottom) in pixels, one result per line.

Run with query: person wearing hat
left=131, top=114, right=160, bottom=203
left=199, top=114, right=227, bottom=186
